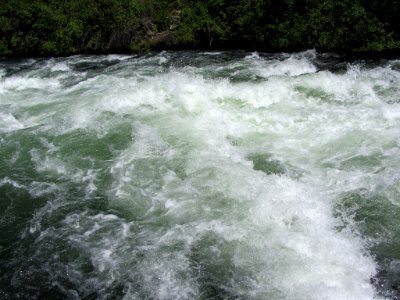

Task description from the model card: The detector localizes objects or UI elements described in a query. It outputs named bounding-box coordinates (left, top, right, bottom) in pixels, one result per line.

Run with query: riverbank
left=1, top=0, right=400, bottom=58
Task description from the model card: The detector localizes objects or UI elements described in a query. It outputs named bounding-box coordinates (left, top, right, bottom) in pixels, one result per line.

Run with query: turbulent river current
left=1, top=50, right=400, bottom=299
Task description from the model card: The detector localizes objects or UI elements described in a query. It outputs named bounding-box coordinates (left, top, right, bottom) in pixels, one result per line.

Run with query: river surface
left=1, top=50, right=400, bottom=299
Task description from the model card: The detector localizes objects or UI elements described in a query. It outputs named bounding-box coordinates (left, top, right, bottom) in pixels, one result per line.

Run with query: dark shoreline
left=2, top=47, right=400, bottom=62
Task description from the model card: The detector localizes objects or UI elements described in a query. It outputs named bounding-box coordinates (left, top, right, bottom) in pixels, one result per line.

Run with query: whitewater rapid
left=1, top=51, right=399, bottom=299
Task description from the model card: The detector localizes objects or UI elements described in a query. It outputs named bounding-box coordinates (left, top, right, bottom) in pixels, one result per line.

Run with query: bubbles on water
left=0, top=177, right=25, bottom=189
left=50, top=62, right=70, bottom=72
left=0, top=76, right=60, bottom=92
left=0, top=112, right=24, bottom=132
left=1, top=51, right=399, bottom=299
left=244, top=51, right=261, bottom=60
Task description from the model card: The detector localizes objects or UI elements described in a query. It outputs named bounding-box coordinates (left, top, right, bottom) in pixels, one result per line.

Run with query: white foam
left=203, top=51, right=223, bottom=55
left=243, top=50, right=317, bottom=78
left=259, top=56, right=317, bottom=77
left=0, top=112, right=24, bottom=132
left=4, top=52, right=396, bottom=299
left=0, top=177, right=25, bottom=189
left=245, top=52, right=260, bottom=60
left=50, top=62, right=70, bottom=72
left=30, top=148, right=67, bottom=175
left=98, top=64, right=381, bottom=298
left=105, top=54, right=133, bottom=61
left=28, top=181, right=61, bottom=197
left=0, top=76, right=60, bottom=92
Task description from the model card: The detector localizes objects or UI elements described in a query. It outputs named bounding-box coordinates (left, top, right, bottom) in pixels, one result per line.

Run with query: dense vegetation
left=0, top=0, right=399, bottom=57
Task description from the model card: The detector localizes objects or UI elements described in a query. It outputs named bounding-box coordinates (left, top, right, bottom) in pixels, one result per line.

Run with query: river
left=1, top=50, right=399, bottom=299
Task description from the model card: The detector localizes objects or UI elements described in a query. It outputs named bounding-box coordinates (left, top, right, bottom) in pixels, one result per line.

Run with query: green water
left=1, top=51, right=400, bottom=299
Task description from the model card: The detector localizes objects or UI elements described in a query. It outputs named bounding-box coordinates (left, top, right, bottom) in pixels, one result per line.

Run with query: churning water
left=1, top=50, right=400, bottom=299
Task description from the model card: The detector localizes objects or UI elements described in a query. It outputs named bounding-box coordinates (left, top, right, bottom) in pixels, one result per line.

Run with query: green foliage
left=0, top=0, right=399, bottom=57
left=176, top=1, right=228, bottom=47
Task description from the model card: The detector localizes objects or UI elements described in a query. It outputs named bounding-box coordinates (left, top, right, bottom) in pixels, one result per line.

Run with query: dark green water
left=1, top=51, right=400, bottom=299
